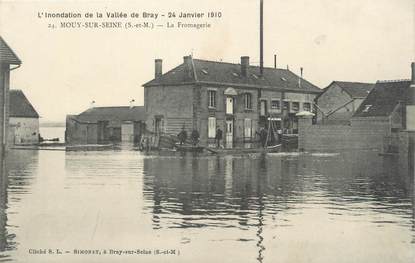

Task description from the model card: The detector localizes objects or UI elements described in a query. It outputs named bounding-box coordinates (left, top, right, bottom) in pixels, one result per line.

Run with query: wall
left=145, top=85, right=194, bottom=135
left=398, top=131, right=409, bottom=174
left=316, top=84, right=354, bottom=124
left=0, top=64, right=10, bottom=159
left=8, top=117, right=39, bottom=144
left=65, top=115, right=98, bottom=145
left=298, top=116, right=391, bottom=152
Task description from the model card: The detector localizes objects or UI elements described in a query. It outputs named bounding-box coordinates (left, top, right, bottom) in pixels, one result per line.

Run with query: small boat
left=173, top=143, right=281, bottom=155
left=175, top=145, right=205, bottom=153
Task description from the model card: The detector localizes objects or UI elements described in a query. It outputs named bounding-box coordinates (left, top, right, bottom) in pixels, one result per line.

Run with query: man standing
left=191, top=129, right=199, bottom=146
left=177, top=126, right=187, bottom=145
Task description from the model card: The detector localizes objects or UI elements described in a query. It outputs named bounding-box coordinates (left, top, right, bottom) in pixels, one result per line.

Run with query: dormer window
left=363, top=105, right=372, bottom=112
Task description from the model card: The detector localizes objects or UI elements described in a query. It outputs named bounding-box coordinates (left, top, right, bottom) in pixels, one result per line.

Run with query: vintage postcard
left=0, top=0, right=414, bottom=262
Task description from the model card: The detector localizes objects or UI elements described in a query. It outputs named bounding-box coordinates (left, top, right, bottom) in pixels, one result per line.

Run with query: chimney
left=183, top=55, right=194, bottom=80
left=411, top=62, right=415, bottom=85
left=155, top=59, right=162, bottom=79
left=129, top=99, right=135, bottom=108
left=241, top=56, right=250, bottom=77
left=298, top=67, right=303, bottom=88
left=259, top=0, right=264, bottom=76
left=274, top=54, right=277, bottom=69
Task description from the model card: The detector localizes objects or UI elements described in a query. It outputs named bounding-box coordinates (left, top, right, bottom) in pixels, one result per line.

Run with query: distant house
left=352, top=80, right=411, bottom=132
left=8, top=90, right=40, bottom=144
left=316, top=81, right=374, bottom=124
left=66, top=106, right=146, bottom=145
left=0, top=36, right=21, bottom=157
left=143, top=55, right=321, bottom=148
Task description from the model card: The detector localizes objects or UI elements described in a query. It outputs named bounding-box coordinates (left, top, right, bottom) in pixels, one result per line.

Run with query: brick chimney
left=241, top=56, right=249, bottom=77
left=155, top=59, right=162, bottom=79
left=183, top=55, right=194, bottom=80
left=411, top=62, right=415, bottom=85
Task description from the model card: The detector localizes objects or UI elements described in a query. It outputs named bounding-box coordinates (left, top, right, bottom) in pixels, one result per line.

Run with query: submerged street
left=0, top=145, right=414, bottom=263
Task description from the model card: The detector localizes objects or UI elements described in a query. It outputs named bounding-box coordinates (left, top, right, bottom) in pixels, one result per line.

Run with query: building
left=0, top=36, right=21, bottom=159
left=297, top=63, right=414, bottom=153
left=316, top=81, right=374, bottom=124
left=8, top=90, right=40, bottom=145
left=352, top=80, right=410, bottom=131
left=143, top=56, right=321, bottom=148
left=66, top=106, right=146, bottom=145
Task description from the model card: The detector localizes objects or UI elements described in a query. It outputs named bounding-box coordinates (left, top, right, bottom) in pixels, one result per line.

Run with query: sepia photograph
left=0, top=0, right=414, bottom=262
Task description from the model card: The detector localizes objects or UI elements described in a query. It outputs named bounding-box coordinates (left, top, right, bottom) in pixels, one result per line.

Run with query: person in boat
left=177, top=127, right=187, bottom=145
left=215, top=127, right=223, bottom=148
left=191, top=129, right=200, bottom=146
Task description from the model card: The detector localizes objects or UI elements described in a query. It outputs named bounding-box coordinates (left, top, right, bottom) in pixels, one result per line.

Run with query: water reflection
left=143, top=151, right=414, bottom=262
left=0, top=148, right=413, bottom=263
left=0, top=158, right=7, bottom=260
left=0, top=150, right=38, bottom=262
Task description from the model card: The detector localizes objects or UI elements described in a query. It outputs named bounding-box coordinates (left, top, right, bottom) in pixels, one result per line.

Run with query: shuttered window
left=208, top=117, right=216, bottom=138
left=244, top=93, right=252, bottom=109
left=244, top=118, right=252, bottom=138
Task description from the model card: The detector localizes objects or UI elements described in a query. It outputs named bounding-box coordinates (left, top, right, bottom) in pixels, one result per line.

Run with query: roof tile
left=9, top=90, right=39, bottom=118
left=353, top=80, right=410, bottom=117
left=144, top=58, right=321, bottom=93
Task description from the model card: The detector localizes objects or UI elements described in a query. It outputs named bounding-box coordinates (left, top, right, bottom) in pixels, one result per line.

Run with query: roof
left=9, top=90, right=39, bottom=118
left=353, top=80, right=410, bottom=117
left=0, top=36, right=21, bottom=65
left=333, top=81, right=375, bottom=98
left=143, top=57, right=321, bottom=93
left=318, top=81, right=374, bottom=99
left=76, top=106, right=146, bottom=122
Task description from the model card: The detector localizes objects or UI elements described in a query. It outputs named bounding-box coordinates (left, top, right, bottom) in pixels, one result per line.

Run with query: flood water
left=0, top=145, right=414, bottom=262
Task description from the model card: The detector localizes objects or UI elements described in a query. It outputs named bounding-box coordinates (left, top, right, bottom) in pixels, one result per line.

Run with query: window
left=283, top=101, right=290, bottom=111
left=292, top=102, right=299, bottom=112
left=271, top=100, right=281, bottom=110
left=244, top=93, right=252, bottom=109
left=260, top=100, right=267, bottom=116
left=208, top=117, right=216, bottom=138
left=244, top=118, right=252, bottom=138
left=303, top=102, right=311, bottom=112
left=208, top=90, right=216, bottom=108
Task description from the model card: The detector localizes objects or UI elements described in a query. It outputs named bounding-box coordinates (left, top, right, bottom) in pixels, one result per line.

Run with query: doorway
left=226, top=97, right=234, bottom=115
left=225, top=120, right=233, bottom=148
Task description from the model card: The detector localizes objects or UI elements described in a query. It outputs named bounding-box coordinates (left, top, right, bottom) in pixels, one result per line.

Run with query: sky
left=0, top=0, right=414, bottom=122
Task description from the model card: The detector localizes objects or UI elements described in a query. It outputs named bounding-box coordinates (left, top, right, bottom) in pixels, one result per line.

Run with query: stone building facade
left=143, top=56, right=321, bottom=148
left=8, top=90, right=39, bottom=145
left=0, top=37, right=21, bottom=159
